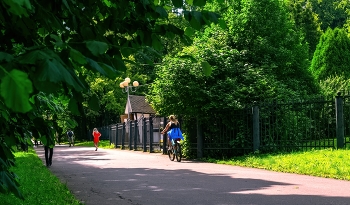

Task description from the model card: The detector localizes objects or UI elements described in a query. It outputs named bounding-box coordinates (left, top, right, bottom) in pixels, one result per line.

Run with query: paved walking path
left=35, top=145, right=350, bottom=205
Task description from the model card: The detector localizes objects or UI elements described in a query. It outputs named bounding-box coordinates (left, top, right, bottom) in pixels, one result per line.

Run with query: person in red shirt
left=92, top=128, right=101, bottom=151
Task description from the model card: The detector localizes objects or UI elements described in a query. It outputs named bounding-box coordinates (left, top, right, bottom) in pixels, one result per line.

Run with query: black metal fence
left=95, top=94, right=350, bottom=158
left=192, top=94, right=350, bottom=158
left=257, top=97, right=336, bottom=152
left=99, top=116, right=167, bottom=153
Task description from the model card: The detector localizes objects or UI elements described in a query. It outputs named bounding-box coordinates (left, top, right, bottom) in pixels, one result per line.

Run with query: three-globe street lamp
left=120, top=77, right=139, bottom=121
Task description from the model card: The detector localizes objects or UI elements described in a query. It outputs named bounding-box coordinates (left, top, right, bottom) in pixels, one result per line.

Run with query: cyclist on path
left=161, top=115, right=184, bottom=150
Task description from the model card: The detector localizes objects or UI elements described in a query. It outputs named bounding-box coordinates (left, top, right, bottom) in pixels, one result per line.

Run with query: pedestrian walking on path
left=43, top=127, right=55, bottom=167
left=92, top=128, right=101, bottom=151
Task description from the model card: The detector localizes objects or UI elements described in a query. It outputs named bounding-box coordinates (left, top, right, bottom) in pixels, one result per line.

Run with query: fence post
left=109, top=125, right=112, bottom=145
left=162, top=117, right=167, bottom=155
left=336, top=93, right=344, bottom=149
left=197, top=117, right=203, bottom=158
left=121, top=122, right=125, bottom=150
left=149, top=117, right=154, bottom=153
left=129, top=121, right=133, bottom=150
left=253, top=105, right=260, bottom=152
left=115, top=125, right=119, bottom=148
left=134, top=120, right=138, bottom=151
left=143, top=118, right=147, bottom=152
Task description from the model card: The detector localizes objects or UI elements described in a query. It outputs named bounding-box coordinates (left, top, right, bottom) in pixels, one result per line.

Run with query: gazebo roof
left=126, top=95, right=156, bottom=114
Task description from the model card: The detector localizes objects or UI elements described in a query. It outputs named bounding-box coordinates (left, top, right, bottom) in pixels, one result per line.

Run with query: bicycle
left=168, top=138, right=182, bottom=162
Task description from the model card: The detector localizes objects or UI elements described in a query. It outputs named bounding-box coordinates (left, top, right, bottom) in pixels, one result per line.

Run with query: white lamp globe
left=133, top=81, right=139, bottom=87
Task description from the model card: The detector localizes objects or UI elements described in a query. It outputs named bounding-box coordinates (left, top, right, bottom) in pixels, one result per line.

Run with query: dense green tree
left=149, top=0, right=318, bottom=120
left=286, top=0, right=322, bottom=58
left=309, top=0, right=348, bottom=31
left=340, top=0, right=350, bottom=33
left=224, top=0, right=317, bottom=95
left=149, top=40, right=281, bottom=117
left=310, top=28, right=350, bottom=81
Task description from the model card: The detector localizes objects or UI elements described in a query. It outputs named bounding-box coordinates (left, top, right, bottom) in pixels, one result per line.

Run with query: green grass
left=0, top=149, right=82, bottom=205
left=206, top=148, right=350, bottom=180
left=74, top=140, right=115, bottom=149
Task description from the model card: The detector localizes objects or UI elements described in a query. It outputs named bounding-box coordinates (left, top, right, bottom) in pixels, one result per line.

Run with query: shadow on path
left=35, top=145, right=350, bottom=205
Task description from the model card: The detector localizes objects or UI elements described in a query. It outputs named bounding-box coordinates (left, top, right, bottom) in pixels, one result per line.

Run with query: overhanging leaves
left=68, top=98, right=80, bottom=115
left=88, top=94, right=100, bottom=111
left=155, top=6, right=168, bottom=18
left=193, top=0, right=206, bottom=7
left=172, top=0, right=183, bottom=8
left=184, top=27, right=195, bottom=37
left=201, top=61, right=212, bottom=76
left=36, top=58, right=84, bottom=91
left=2, top=0, right=32, bottom=17
left=86, top=41, right=109, bottom=56
left=86, top=58, right=108, bottom=76
left=0, top=69, right=33, bottom=113
left=0, top=170, right=24, bottom=199
left=152, top=33, right=163, bottom=50
left=70, top=48, right=87, bottom=65
left=0, top=52, right=14, bottom=62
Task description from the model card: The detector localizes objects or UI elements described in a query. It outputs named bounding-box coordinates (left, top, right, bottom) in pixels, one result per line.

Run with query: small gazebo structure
left=121, top=95, right=156, bottom=123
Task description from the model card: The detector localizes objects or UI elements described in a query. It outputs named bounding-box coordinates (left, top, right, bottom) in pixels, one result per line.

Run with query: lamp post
left=120, top=77, right=139, bottom=121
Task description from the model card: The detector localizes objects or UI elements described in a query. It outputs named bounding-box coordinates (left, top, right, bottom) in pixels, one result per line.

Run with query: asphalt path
left=35, top=145, right=350, bottom=205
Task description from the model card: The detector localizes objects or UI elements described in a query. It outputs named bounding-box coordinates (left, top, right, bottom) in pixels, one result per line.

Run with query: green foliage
left=0, top=69, right=33, bottom=113
left=309, top=0, right=348, bottom=31
left=149, top=0, right=318, bottom=117
left=318, top=75, right=350, bottom=98
left=178, top=133, right=196, bottom=159
left=224, top=0, right=316, bottom=95
left=285, top=0, right=322, bottom=58
left=310, top=28, right=350, bottom=81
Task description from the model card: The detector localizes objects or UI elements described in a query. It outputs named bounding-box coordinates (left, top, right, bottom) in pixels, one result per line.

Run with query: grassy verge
left=74, top=140, right=115, bottom=149
left=0, top=149, right=82, bottom=205
left=205, top=148, right=350, bottom=180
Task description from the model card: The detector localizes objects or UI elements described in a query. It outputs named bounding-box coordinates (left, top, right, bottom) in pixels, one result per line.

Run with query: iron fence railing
left=95, top=94, right=350, bottom=158
left=258, top=97, right=336, bottom=153
left=97, top=116, right=166, bottom=153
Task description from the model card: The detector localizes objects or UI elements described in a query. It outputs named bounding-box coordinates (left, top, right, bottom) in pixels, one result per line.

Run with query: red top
left=93, top=131, right=101, bottom=143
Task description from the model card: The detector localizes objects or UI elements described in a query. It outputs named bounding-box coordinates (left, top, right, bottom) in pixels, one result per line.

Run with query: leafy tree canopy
left=149, top=0, right=318, bottom=120
left=310, top=28, right=350, bottom=81
left=309, top=0, right=349, bottom=31
left=285, top=0, right=322, bottom=58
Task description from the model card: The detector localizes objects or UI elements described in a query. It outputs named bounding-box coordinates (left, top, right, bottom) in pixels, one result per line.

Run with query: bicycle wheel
left=168, top=146, right=175, bottom=161
left=175, top=143, right=182, bottom=162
